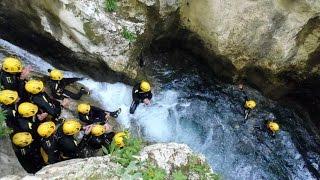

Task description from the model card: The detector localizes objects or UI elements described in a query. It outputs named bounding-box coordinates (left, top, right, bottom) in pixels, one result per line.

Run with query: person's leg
left=129, top=101, right=139, bottom=114
left=109, top=108, right=121, bottom=118
left=62, top=89, right=82, bottom=100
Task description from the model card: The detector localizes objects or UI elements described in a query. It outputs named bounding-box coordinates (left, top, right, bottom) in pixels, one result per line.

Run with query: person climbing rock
left=77, top=103, right=121, bottom=125
left=130, top=81, right=153, bottom=114
left=265, top=114, right=280, bottom=137
left=57, top=119, right=89, bottom=160
left=37, top=121, right=60, bottom=164
left=82, top=124, right=115, bottom=151
left=0, top=90, right=20, bottom=130
left=239, top=84, right=256, bottom=120
left=0, top=57, right=31, bottom=101
left=25, top=79, right=66, bottom=119
left=47, top=69, right=89, bottom=100
left=11, top=132, right=44, bottom=173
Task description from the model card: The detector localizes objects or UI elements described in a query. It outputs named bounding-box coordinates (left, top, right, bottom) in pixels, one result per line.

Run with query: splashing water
left=1, top=39, right=319, bottom=179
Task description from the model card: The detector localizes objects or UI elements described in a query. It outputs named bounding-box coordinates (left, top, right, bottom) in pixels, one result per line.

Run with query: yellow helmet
left=0, top=90, right=18, bottom=105
left=245, top=100, right=256, bottom=109
left=63, top=119, right=82, bottom=135
left=91, top=124, right=106, bottom=136
left=12, top=132, right=33, bottom=147
left=37, top=121, right=56, bottom=138
left=50, top=69, right=63, bottom=80
left=114, top=132, right=128, bottom=148
left=18, top=102, right=38, bottom=118
left=140, top=81, right=151, bottom=92
left=25, top=80, right=44, bottom=94
left=268, top=122, right=280, bottom=132
left=77, top=103, right=91, bottom=114
left=2, top=57, right=22, bottom=73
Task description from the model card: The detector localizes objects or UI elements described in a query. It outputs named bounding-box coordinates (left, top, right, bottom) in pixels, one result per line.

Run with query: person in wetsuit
left=82, top=124, right=115, bottom=151
left=16, top=102, right=41, bottom=136
left=77, top=103, right=121, bottom=125
left=25, top=79, right=65, bottom=119
left=37, top=121, right=60, bottom=164
left=11, top=132, right=44, bottom=173
left=0, top=90, right=20, bottom=130
left=47, top=69, right=89, bottom=100
left=0, top=57, right=31, bottom=101
left=57, top=119, right=89, bottom=160
left=239, top=84, right=256, bottom=120
left=129, top=81, right=152, bottom=114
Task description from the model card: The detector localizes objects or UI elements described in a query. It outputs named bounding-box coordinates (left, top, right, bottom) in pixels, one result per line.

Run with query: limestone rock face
left=0, top=0, right=180, bottom=80
left=180, top=0, right=320, bottom=80
left=139, top=142, right=204, bottom=173
left=0, top=143, right=212, bottom=180
left=0, top=137, right=26, bottom=177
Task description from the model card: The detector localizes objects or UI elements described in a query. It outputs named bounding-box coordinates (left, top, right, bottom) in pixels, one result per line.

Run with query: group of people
left=0, top=57, right=153, bottom=173
left=239, top=84, right=280, bottom=137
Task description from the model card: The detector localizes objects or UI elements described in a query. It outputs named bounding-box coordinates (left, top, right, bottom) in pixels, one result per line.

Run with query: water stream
left=1, top=39, right=319, bottom=179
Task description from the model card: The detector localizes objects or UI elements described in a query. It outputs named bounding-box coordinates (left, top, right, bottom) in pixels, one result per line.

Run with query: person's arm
left=61, top=77, right=83, bottom=87
left=31, top=95, right=58, bottom=117
left=132, top=84, right=140, bottom=101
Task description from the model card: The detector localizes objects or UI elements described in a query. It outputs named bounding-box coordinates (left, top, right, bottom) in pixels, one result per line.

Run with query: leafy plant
left=0, top=109, right=11, bottom=137
left=142, top=164, right=167, bottom=180
left=104, top=0, right=117, bottom=12
left=122, top=27, right=137, bottom=43
left=109, top=132, right=142, bottom=167
left=172, top=170, right=187, bottom=180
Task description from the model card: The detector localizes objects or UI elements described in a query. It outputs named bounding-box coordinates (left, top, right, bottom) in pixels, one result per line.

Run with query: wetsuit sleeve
left=79, top=113, right=92, bottom=124
left=61, top=78, right=83, bottom=87
left=31, top=94, right=59, bottom=117
left=132, top=84, right=140, bottom=101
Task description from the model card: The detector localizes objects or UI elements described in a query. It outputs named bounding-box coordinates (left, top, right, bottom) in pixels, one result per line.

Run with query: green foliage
left=142, top=164, right=166, bottom=180
left=172, top=170, right=187, bottom=180
left=122, top=27, right=137, bottom=42
left=183, top=155, right=220, bottom=180
left=109, top=132, right=142, bottom=167
left=104, top=0, right=117, bottom=12
left=0, top=109, right=11, bottom=137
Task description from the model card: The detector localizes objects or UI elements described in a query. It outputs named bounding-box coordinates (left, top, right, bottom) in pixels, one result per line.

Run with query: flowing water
left=1, top=39, right=320, bottom=179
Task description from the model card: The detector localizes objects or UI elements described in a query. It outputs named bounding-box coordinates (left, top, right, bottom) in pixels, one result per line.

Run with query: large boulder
left=179, top=0, right=320, bottom=94
left=0, top=143, right=214, bottom=180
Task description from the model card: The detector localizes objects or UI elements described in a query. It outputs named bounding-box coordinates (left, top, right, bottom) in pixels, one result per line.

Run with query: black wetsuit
left=1, top=103, right=19, bottom=130
left=79, top=106, right=119, bottom=125
left=240, top=89, right=251, bottom=120
left=30, top=92, right=61, bottom=119
left=57, top=133, right=88, bottom=160
left=130, top=83, right=152, bottom=114
left=0, top=71, right=28, bottom=101
left=15, top=116, right=40, bottom=135
left=85, top=132, right=115, bottom=150
left=12, top=142, right=44, bottom=173
left=47, top=77, right=85, bottom=100
left=39, top=134, right=60, bottom=164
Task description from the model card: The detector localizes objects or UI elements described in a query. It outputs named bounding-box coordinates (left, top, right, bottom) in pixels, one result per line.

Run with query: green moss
left=104, top=0, right=118, bottom=12
left=83, top=22, right=105, bottom=45
left=142, top=164, right=167, bottom=180
left=0, top=109, right=11, bottom=137
left=122, top=27, right=137, bottom=42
